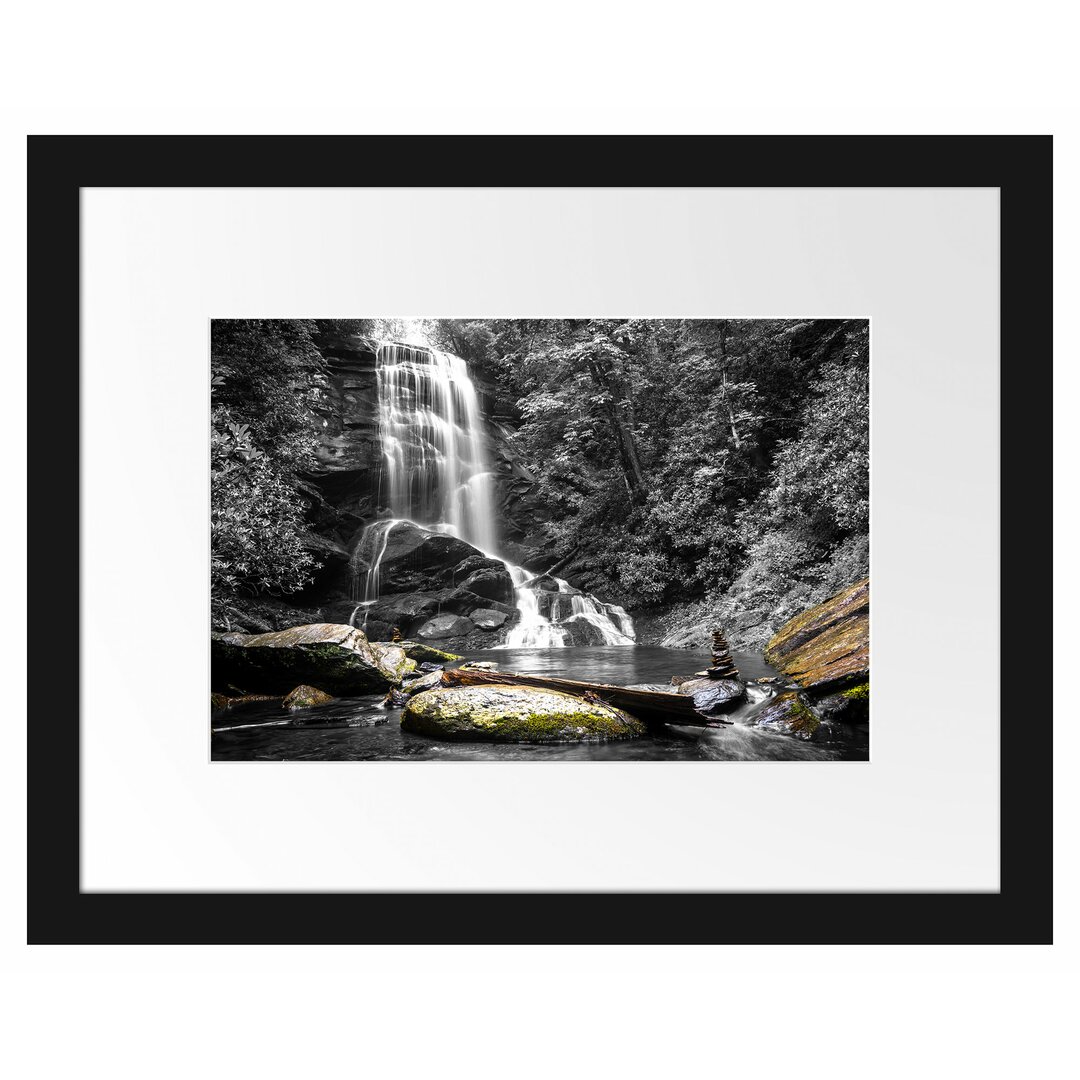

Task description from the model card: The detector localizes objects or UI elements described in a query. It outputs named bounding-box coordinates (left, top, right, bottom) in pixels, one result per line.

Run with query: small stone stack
left=707, top=629, right=740, bottom=680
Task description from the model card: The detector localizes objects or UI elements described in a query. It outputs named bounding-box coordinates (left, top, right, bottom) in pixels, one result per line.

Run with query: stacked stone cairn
left=707, top=629, right=740, bottom=680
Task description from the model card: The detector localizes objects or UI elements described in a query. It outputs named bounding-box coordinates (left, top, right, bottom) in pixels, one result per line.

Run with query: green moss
left=784, top=697, right=821, bottom=737
left=283, top=684, right=335, bottom=709
left=366, top=642, right=418, bottom=682
left=212, top=629, right=414, bottom=694
left=402, top=686, right=646, bottom=743
left=764, top=579, right=869, bottom=691
left=754, top=691, right=821, bottom=739
left=841, top=682, right=869, bottom=702
left=397, top=641, right=463, bottom=664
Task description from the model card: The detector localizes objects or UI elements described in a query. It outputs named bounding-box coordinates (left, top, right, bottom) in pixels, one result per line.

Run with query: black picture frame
left=27, top=134, right=1053, bottom=944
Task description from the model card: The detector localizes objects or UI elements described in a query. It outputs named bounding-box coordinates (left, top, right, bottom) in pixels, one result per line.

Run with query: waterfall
left=502, top=569, right=634, bottom=648
left=503, top=565, right=569, bottom=647
left=358, top=340, right=635, bottom=648
left=374, top=343, right=495, bottom=554
left=348, top=518, right=401, bottom=629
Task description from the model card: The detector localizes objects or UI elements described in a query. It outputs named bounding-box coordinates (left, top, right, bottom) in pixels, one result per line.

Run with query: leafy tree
left=211, top=410, right=317, bottom=600
left=210, top=320, right=326, bottom=608
left=208, top=315, right=869, bottom=635
left=455, top=316, right=868, bottom=609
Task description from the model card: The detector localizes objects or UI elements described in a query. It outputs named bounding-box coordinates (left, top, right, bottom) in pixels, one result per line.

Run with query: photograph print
left=211, top=318, right=869, bottom=761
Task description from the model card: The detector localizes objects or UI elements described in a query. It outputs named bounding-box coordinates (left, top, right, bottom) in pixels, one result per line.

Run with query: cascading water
left=503, top=565, right=569, bottom=647
left=375, top=343, right=495, bottom=554
left=354, top=340, right=634, bottom=647
left=348, top=518, right=401, bottom=629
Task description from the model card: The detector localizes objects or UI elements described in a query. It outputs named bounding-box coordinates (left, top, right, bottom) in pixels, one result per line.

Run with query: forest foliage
left=210, top=319, right=370, bottom=607
left=211, top=317, right=868, bottom=638
left=431, top=318, right=869, bottom=628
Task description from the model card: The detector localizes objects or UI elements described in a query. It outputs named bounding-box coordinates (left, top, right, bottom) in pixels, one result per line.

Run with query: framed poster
left=27, top=135, right=1051, bottom=942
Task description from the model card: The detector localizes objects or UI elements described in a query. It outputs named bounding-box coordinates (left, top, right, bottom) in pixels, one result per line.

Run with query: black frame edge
left=27, top=134, right=1053, bottom=945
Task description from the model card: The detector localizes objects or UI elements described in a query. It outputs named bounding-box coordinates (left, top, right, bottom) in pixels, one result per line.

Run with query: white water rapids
left=353, top=341, right=634, bottom=647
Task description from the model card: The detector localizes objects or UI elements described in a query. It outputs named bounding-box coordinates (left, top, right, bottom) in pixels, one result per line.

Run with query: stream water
left=211, top=646, right=869, bottom=762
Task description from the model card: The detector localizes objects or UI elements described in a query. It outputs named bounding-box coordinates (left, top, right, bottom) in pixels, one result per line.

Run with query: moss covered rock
left=391, top=640, right=463, bottom=664
left=815, top=681, right=870, bottom=724
left=402, top=685, right=646, bottom=743
left=373, top=642, right=416, bottom=683
left=283, top=684, right=336, bottom=710
left=751, top=691, right=823, bottom=740
left=212, top=623, right=416, bottom=695
left=211, top=692, right=283, bottom=712
left=764, top=578, right=869, bottom=693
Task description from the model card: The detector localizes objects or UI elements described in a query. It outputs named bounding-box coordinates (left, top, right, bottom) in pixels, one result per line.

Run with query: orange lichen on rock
left=764, top=578, right=869, bottom=693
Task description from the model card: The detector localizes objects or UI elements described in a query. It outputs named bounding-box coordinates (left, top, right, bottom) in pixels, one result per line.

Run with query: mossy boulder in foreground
left=402, top=685, right=646, bottom=743
left=212, top=623, right=416, bottom=695
left=764, top=578, right=869, bottom=693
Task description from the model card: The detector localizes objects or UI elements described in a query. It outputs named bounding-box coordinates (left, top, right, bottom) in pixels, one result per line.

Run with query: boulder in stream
left=212, top=623, right=416, bottom=695
left=813, top=681, right=870, bottom=725
left=400, top=668, right=445, bottom=697
left=401, top=685, right=646, bottom=743
left=384, top=635, right=460, bottom=660
left=391, top=640, right=463, bottom=664
left=764, top=578, right=869, bottom=693
left=283, top=684, right=336, bottom=710
left=675, top=676, right=747, bottom=716
left=750, top=691, right=823, bottom=741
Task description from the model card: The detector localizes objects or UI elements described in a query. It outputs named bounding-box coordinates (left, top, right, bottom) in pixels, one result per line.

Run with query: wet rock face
left=401, top=685, right=646, bottom=743
left=555, top=615, right=613, bottom=646
left=366, top=592, right=445, bottom=629
left=391, top=640, right=462, bottom=664
left=675, top=676, right=747, bottom=716
left=764, top=578, right=869, bottom=693
left=416, top=614, right=475, bottom=639
left=814, top=682, right=869, bottom=725
left=458, top=567, right=515, bottom=604
left=356, top=522, right=481, bottom=595
left=399, top=668, right=445, bottom=698
left=470, top=608, right=509, bottom=629
left=751, top=690, right=823, bottom=740
left=211, top=623, right=416, bottom=695
left=445, top=555, right=508, bottom=584
left=335, top=521, right=522, bottom=645
left=283, top=684, right=335, bottom=710
left=308, top=335, right=382, bottom=479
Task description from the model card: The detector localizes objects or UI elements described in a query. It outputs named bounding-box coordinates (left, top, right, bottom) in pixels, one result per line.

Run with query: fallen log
left=440, top=667, right=705, bottom=725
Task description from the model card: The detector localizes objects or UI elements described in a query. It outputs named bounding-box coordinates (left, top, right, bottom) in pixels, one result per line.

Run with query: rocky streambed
left=210, top=578, right=870, bottom=762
